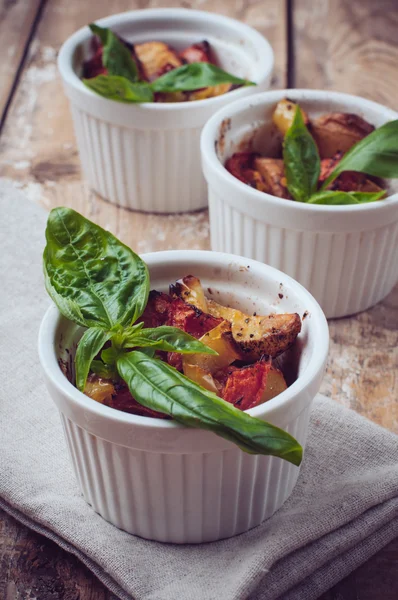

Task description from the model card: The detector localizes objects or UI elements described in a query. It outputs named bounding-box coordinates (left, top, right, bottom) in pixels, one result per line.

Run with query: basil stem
left=75, top=328, right=112, bottom=391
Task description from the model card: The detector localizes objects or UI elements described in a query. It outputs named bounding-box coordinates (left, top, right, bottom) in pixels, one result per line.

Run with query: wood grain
left=0, top=0, right=43, bottom=127
left=293, top=0, right=398, bottom=109
left=0, top=0, right=397, bottom=598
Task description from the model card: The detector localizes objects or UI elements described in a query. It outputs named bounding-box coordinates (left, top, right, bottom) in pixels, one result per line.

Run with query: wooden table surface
left=0, top=0, right=397, bottom=598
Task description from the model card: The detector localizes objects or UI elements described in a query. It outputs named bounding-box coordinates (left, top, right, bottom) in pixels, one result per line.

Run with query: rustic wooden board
left=293, top=0, right=398, bottom=109
left=0, top=0, right=397, bottom=598
left=0, top=0, right=43, bottom=127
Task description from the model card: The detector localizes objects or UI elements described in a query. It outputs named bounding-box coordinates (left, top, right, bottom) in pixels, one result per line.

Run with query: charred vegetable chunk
left=207, top=298, right=302, bottom=361
left=182, top=321, right=241, bottom=374
left=273, top=98, right=309, bottom=135
left=139, top=290, right=172, bottom=328
left=310, top=112, right=375, bottom=158
left=220, top=359, right=271, bottom=410
left=254, top=157, right=291, bottom=199
left=179, top=41, right=212, bottom=64
left=172, top=275, right=302, bottom=361
left=134, top=41, right=182, bottom=81
left=225, top=152, right=268, bottom=192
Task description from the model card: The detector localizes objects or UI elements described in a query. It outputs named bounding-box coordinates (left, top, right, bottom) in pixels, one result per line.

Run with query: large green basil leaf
left=151, top=63, right=255, bottom=93
left=89, top=23, right=138, bottom=83
left=283, top=106, right=320, bottom=202
left=43, top=207, right=149, bottom=329
left=322, top=119, right=398, bottom=189
left=75, top=327, right=112, bottom=391
left=117, top=351, right=303, bottom=465
left=83, top=75, right=154, bottom=103
left=307, top=190, right=385, bottom=205
left=126, top=326, right=218, bottom=354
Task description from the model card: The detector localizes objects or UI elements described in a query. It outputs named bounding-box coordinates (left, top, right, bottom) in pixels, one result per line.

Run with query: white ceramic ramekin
left=38, top=250, right=328, bottom=543
left=201, top=90, right=398, bottom=318
left=58, top=9, right=273, bottom=213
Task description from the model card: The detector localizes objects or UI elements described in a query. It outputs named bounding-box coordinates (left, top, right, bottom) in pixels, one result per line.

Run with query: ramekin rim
left=200, top=88, right=398, bottom=213
left=38, top=249, right=329, bottom=431
left=57, top=7, right=274, bottom=111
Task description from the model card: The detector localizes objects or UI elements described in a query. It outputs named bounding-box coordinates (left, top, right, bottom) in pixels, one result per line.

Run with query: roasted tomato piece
left=106, top=382, right=169, bottom=418
left=165, top=297, right=224, bottom=372
left=179, top=41, right=212, bottom=64
left=225, top=153, right=268, bottom=191
left=139, top=290, right=172, bottom=328
left=83, top=46, right=107, bottom=78
left=166, top=297, right=223, bottom=338
left=217, top=358, right=271, bottom=411
left=318, top=152, right=344, bottom=185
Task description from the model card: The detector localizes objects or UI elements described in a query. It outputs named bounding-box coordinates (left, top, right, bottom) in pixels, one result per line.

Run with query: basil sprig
left=43, top=207, right=302, bottom=465
left=89, top=24, right=139, bottom=83
left=283, top=106, right=398, bottom=205
left=82, top=23, right=255, bottom=103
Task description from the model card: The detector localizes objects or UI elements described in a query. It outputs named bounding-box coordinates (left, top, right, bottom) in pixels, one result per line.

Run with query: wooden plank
left=293, top=0, right=398, bottom=109
left=293, top=2, right=398, bottom=598
left=0, top=0, right=287, bottom=248
left=0, top=0, right=43, bottom=125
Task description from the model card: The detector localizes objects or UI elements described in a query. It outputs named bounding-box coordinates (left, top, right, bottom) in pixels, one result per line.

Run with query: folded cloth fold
left=0, top=180, right=397, bottom=600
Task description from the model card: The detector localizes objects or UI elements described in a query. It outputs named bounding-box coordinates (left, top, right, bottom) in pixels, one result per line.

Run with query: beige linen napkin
left=0, top=180, right=397, bottom=600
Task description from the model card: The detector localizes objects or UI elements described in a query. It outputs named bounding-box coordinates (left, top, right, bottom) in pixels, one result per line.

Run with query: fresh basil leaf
left=89, top=23, right=138, bottom=83
left=90, top=360, right=117, bottom=380
left=151, top=62, right=255, bottom=93
left=75, top=327, right=112, bottom=391
left=322, top=119, right=398, bottom=189
left=83, top=75, right=153, bottom=103
left=126, top=326, right=218, bottom=354
left=117, top=351, right=303, bottom=465
left=88, top=23, right=108, bottom=46
left=283, top=105, right=320, bottom=202
left=308, top=190, right=385, bottom=205
left=43, top=262, right=89, bottom=328
left=43, top=207, right=149, bottom=329
left=101, top=345, right=122, bottom=365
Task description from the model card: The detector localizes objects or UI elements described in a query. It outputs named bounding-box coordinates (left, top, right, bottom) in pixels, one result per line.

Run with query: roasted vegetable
left=207, top=298, right=301, bottom=360
left=166, top=296, right=223, bottom=338
left=139, top=290, right=172, bottom=328
left=261, top=366, right=287, bottom=402
left=273, top=98, right=309, bottom=136
left=182, top=321, right=241, bottom=374
left=221, top=358, right=271, bottom=410
left=134, top=41, right=182, bottom=81
left=182, top=363, right=220, bottom=395
left=188, top=83, right=232, bottom=101
left=84, top=373, right=115, bottom=404
left=225, top=153, right=268, bottom=192
left=171, top=275, right=208, bottom=312
left=179, top=41, right=212, bottom=64
left=254, top=157, right=291, bottom=199
left=310, top=112, right=375, bottom=158
left=172, top=275, right=302, bottom=361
